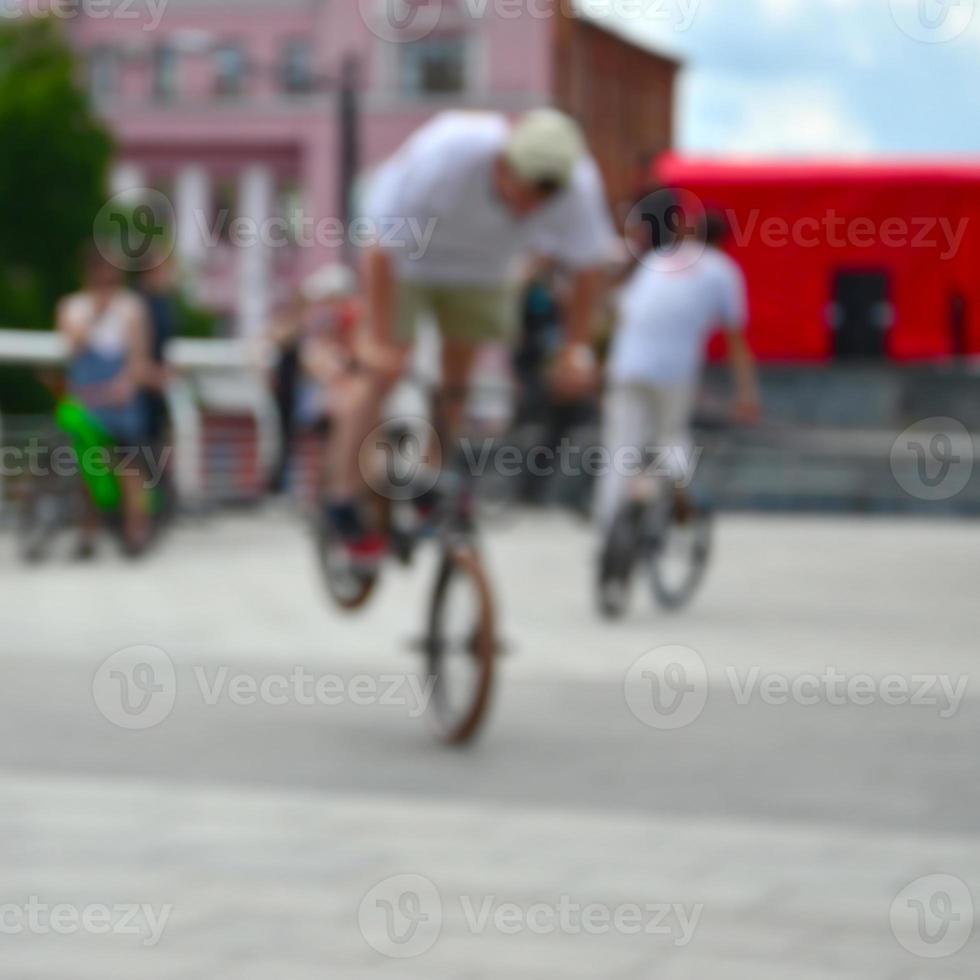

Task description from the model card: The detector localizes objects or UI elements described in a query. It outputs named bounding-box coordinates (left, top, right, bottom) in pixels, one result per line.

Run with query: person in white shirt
left=595, top=209, right=761, bottom=531
left=325, top=108, right=618, bottom=561
left=57, top=246, right=152, bottom=556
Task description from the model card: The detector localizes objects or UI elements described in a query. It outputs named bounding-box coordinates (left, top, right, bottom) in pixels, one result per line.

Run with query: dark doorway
left=830, top=270, right=893, bottom=359
left=950, top=292, right=967, bottom=358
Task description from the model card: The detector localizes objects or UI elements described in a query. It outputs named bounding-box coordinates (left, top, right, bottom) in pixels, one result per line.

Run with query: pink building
left=68, top=0, right=677, bottom=334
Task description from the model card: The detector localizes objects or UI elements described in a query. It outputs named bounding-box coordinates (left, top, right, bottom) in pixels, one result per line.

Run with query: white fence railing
left=0, top=330, right=281, bottom=512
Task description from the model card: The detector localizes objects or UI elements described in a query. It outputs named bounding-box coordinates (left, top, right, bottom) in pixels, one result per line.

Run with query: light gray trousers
left=594, top=381, right=696, bottom=532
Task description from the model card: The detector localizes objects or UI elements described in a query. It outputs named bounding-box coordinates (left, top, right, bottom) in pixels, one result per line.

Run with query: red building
left=654, top=155, right=980, bottom=362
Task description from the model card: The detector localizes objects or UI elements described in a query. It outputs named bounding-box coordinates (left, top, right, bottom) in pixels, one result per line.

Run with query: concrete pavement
left=0, top=511, right=977, bottom=977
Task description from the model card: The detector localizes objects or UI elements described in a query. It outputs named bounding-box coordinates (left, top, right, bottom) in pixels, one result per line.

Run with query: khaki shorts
left=394, top=281, right=519, bottom=345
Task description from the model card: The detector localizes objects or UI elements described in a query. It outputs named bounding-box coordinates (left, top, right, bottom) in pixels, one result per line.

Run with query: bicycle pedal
left=493, top=638, right=511, bottom=657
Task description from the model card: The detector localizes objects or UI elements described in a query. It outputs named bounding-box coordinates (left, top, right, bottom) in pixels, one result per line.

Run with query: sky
left=582, top=0, right=980, bottom=156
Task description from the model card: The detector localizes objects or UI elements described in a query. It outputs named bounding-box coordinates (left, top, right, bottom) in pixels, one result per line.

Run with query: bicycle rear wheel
left=649, top=498, right=713, bottom=611
left=16, top=471, right=82, bottom=564
left=425, top=544, right=497, bottom=745
left=315, top=517, right=382, bottom=611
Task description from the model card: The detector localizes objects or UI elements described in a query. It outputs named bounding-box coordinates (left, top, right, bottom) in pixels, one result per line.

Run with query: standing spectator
left=57, top=246, right=151, bottom=555
left=267, top=293, right=304, bottom=495
left=267, top=264, right=359, bottom=496
left=138, top=255, right=178, bottom=517
left=296, top=262, right=361, bottom=433
left=513, top=257, right=563, bottom=429
left=138, top=255, right=177, bottom=446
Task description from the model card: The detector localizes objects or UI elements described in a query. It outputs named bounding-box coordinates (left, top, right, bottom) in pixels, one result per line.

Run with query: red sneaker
left=343, top=530, right=388, bottom=568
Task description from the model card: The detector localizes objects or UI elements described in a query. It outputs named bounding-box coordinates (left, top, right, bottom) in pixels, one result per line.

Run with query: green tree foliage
left=0, top=16, right=112, bottom=329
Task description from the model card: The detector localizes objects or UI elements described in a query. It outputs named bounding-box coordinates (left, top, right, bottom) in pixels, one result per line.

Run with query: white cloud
left=680, top=74, right=875, bottom=156
left=590, top=0, right=980, bottom=154
left=756, top=0, right=803, bottom=22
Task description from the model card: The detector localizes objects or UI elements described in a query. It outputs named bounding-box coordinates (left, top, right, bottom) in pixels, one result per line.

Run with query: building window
left=88, top=46, right=118, bottom=102
left=281, top=39, right=313, bottom=95
left=214, top=44, right=246, bottom=98
left=400, top=35, right=467, bottom=95
left=153, top=44, right=180, bottom=103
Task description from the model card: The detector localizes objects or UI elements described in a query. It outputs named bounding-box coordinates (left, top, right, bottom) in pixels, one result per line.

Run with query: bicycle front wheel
left=649, top=500, right=713, bottom=611
left=425, top=544, right=497, bottom=745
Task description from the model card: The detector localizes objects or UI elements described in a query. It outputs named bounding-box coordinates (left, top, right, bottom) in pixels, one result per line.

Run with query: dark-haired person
left=137, top=255, right=178, bottom=518
left=57, top=247, right=152, bottom=556
left=595, top=210, right=761, bottom=532
left=138, top=255, right=177, bottom=448
left=324, top=108, right=618, bottom=562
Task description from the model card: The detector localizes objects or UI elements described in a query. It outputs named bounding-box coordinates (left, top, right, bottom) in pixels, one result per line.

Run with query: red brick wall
left=552, top=13, right=678, bottom=218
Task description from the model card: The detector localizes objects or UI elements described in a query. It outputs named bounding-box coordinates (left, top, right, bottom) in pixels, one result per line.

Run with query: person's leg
left=431, top=283, right=517, bottom=454
left=594, top=384, right=651, bottom=533
left=76, top=493, right=101, bottom=558
left=73, top=433, right=107, bottom=558
left=318, top=365, right=413, bottom=554
left=117, top=467, right=150, bottom=553
left=324, top=370, right=398, bottom=501
left=319, top=284, right=418, bottom=550
left=540, top=394, right=597, bottom=509
left=271, top=393, right=296, bottom=494
left=437, top=340, right=481, bottom=448
left=324, top=276, right=425, bottom=504
left=151, top=431, right=178, bottom=524
left=652, top=383, right=697, bottom=486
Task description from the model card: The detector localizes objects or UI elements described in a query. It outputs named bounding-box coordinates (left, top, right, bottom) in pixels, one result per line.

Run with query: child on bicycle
left=595, top=203, right=761, bottom=533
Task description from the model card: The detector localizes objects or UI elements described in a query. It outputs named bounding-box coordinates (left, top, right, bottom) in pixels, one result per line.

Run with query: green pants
left=394, top=281, right=519, bottom=345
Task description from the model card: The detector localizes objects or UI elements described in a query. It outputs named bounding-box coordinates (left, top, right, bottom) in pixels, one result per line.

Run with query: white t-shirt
left=62, top=291, right=140, bottom=357
left=607, top=243, right=748, bottom=386
left=362, top=111, right=617, bottom=285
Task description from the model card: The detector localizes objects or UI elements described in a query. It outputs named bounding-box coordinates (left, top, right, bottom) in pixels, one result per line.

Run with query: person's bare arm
left=121, top=298, right=153, bottom=399
left=564, top=266, right=603, bottom=346
left=365, top=247, right=394, bottom=340
left=552, top=266, right=603, bottom=399
left=358, top=246, right=403, bottom=380
left=56, top=297, right=87, bottom=352
left=726, top=330, right=762, bottom=422
left=143, top=348, right=170, bottom=395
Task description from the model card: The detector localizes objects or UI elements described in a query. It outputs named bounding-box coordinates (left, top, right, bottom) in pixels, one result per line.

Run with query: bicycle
left=596, top=412, right=732, bottom=619
left=314, top=382, right=499, bottom=746
left=17, top=397, right=175, bottom=563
